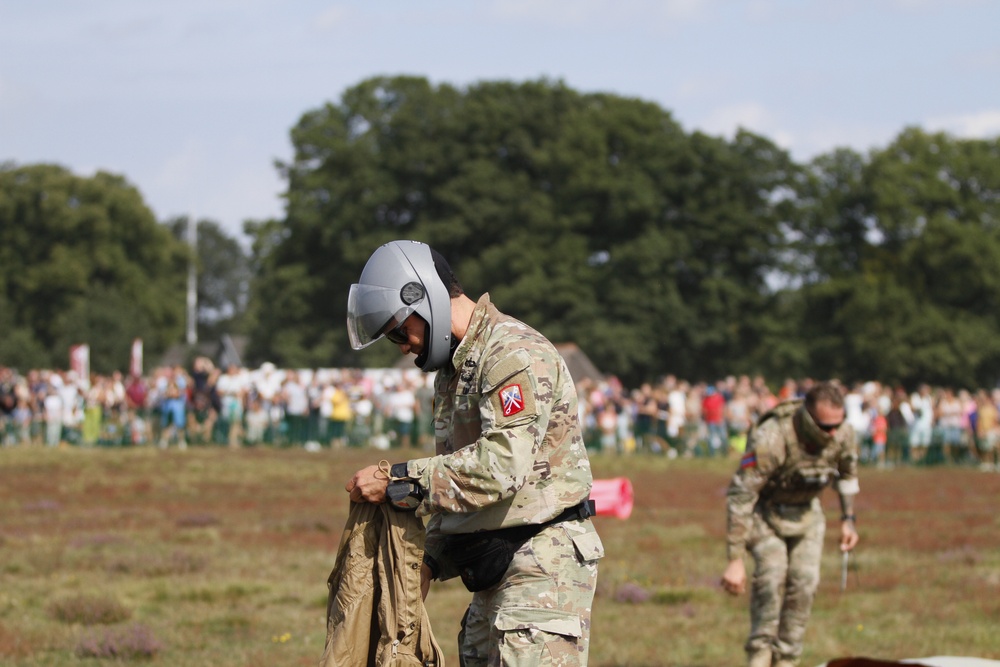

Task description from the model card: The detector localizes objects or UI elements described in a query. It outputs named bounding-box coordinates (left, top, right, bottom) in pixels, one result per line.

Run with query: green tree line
left=0, top=165, right=249, bottom=373
left=3, top=77, right=1000, bottom=388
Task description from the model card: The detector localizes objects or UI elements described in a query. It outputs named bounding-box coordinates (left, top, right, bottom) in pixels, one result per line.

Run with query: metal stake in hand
left=840, top=551, right=849, bottom=592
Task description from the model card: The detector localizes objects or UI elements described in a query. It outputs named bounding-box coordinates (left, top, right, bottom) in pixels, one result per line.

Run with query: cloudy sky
left=2, top=0, right=998, bottom=239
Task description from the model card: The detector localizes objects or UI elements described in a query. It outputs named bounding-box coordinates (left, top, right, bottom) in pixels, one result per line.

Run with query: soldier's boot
left=747, top=649, right=773, bottom=667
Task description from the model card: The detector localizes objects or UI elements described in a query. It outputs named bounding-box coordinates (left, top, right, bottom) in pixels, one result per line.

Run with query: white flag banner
left=69, top=344, right=90, bottom=389
left=130, top=338, right=143, bottom=377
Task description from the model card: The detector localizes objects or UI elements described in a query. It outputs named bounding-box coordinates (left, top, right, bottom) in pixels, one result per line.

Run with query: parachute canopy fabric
left=818, top=657, right=1000, bottom=667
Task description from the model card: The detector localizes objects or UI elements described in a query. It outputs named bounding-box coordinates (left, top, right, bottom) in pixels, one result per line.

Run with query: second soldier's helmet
left=346, top=240, right=453, bottom=372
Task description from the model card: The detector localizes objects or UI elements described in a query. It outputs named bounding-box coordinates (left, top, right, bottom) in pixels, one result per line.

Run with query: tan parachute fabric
left=320, top=502, right=444, bottom=667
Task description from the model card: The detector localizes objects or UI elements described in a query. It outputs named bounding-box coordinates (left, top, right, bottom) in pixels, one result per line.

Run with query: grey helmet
left=346, top=240, right=453, bottom=372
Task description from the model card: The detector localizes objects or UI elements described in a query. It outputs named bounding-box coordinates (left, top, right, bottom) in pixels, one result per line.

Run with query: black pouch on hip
left=445, top=501, right=595, bottom=592
left=445, top=531, right=531, bottom=592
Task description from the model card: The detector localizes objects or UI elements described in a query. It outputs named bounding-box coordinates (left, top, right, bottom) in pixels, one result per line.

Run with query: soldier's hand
left=721, top=558, right=746, bottom=596
left=840, top=520, right=859, bottom=552
left=345, top=464, right=389, bottom=504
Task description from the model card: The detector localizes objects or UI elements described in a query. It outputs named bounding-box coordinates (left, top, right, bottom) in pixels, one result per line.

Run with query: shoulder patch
left=490, top=369, right=536, bottom=426
left=499, top=383, right=525, bottom=417
left=740, top=452, right=757, bottom=469
left=747, top=417, right=789, bottom=471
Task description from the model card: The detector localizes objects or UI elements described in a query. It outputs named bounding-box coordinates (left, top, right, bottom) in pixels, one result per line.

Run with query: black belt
left=767, top=502, right=813, bottom=511
left=546, top=498, right=596, bottom=525
left=498, top=499, right=596, bottom=543
left=444, top=499, right=596, bottom=592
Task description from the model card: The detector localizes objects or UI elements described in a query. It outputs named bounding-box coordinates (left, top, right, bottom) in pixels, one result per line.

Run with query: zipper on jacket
left=391, top=639, right=400, bottom=659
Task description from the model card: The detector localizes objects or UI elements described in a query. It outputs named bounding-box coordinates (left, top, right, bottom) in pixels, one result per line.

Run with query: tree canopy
left=247, top=77, right=802, bottom=385
left=788, top=128, right=1000, bottom=388
left=4, top=78, right=1000, bottom=390
left=0, top=163, right=189, bottom=373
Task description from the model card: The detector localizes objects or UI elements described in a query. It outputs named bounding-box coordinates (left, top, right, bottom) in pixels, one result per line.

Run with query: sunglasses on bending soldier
left=383, top=319, right=409, bottom=345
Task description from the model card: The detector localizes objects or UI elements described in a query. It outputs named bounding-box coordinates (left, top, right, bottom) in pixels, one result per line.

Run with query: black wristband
left=841, top=514, right=856, bottom=522
left=390, top=462, right=409, bottom=480
left=386, top=480, right=423, bottom=511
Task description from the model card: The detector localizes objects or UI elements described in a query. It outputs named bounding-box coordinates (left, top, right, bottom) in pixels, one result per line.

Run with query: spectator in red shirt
left=124, top=374, right=150, bottom=445
left=702, top=384, right=728, bottom=456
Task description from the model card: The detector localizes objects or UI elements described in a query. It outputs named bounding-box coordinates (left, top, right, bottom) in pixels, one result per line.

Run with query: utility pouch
left=445, top=499, right=596, bottom=592
left=761, top=502, right=818, bottom=538
left=446, top=531, right=530, bottom=592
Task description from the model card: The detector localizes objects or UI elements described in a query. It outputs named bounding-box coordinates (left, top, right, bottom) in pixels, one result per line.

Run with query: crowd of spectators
left=0, top=359, right=434, bottom=452
left=0, top=361, right=997, bottom=470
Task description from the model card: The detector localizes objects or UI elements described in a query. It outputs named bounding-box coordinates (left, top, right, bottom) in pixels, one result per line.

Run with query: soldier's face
left=384, top=313, right=426, bottom=356
left=808, top=400, right=845, bottom=433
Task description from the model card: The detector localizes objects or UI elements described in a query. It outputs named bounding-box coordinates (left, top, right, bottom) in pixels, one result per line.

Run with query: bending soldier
left=345, top=240, right=604, bottom=666
left=721, top=381, right=860, bottom=667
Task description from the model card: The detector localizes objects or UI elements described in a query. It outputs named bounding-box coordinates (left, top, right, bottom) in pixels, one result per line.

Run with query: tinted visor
left=346, top=283, right=416, bottom=350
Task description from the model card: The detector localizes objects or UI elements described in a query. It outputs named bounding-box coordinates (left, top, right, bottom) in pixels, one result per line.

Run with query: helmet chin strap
left=412, top=316, right=433, bottom=371
left=414, top=319, right=458, bottom=372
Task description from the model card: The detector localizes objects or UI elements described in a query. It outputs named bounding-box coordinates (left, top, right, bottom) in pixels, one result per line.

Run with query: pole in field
left=186, top=216, right=198, bottom=345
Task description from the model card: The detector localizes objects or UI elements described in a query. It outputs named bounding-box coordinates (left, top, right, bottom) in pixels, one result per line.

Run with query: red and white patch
left=500, top=384, right=525, bottom=417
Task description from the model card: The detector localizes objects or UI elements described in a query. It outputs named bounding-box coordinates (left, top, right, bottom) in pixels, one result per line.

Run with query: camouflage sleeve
left=725, top=419, right=785, bottom=561
left=407, top=348, right=551, bottom=514
left=836, top=424, right=860, bottom=496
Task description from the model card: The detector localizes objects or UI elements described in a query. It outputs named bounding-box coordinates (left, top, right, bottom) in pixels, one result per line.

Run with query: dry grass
left=75, top=623, right=163, bottom=660
left=1, top=446, right=998, bottom=666
left=49, top=594, right=132, bottom=625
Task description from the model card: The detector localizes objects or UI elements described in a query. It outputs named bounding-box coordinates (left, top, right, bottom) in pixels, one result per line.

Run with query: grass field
left=1, top=446, right=998, bottom=666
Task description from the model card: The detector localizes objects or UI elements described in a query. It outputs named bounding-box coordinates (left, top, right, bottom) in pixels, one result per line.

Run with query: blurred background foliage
left=3, top=76, right=1000, bottom=388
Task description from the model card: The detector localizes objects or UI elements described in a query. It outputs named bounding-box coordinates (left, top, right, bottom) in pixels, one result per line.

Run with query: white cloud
left=314, top=4, right=353, bottom=30
left=690, top=103, right=909, bottom=160
left=205, top=164, right=284, bottom=233
left=687, top=101, right=796, bottom=153
left=793, top=122, right=904, bottom=160
left=487, top=0, right=710, bottom=26
left=658, top=0, right=710, bottom=20
left=144, top=136, right=283, bottom=236
left=745, top=0, right=780, bottom=19
left=699, top=102, right=771, bottom=133
left=153, top=139, right=209, bottom=193
left=889, top=0, right=988, bottom=10
left=0, top=73, right=38, bottom=108
left=488, top=0, right=610, bottom=24
left=926, top=110, right=1000, bottom=139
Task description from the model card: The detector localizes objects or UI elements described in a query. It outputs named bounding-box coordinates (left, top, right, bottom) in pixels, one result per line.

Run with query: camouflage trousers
left=458, top=518, right=602, bottom=667
left=745, top=502, right=826, bottom=665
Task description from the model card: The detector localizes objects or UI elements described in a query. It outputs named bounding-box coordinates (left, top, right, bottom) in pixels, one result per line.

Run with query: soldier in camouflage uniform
left=346, top=240, right=604, bottom=666
left=721, top=382, right=860, bottom=667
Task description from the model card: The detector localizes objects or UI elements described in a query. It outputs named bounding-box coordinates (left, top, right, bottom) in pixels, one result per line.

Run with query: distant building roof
left=555, top=343, right=603, bottom=384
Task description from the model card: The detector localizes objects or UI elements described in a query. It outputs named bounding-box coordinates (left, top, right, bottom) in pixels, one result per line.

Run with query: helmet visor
left=347, top=283, right=416, bottom=350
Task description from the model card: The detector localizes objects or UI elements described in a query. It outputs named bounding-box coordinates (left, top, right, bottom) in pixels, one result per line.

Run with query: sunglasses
left=383, top=319, right=409, bottom=345
left=816, top=420, right=843, bottom=432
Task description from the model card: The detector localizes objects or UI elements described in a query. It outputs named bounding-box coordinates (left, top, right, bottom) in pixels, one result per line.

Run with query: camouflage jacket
left=725, top=399, right=860, bottom=560
left=402, top=294, right=594, bottom=574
